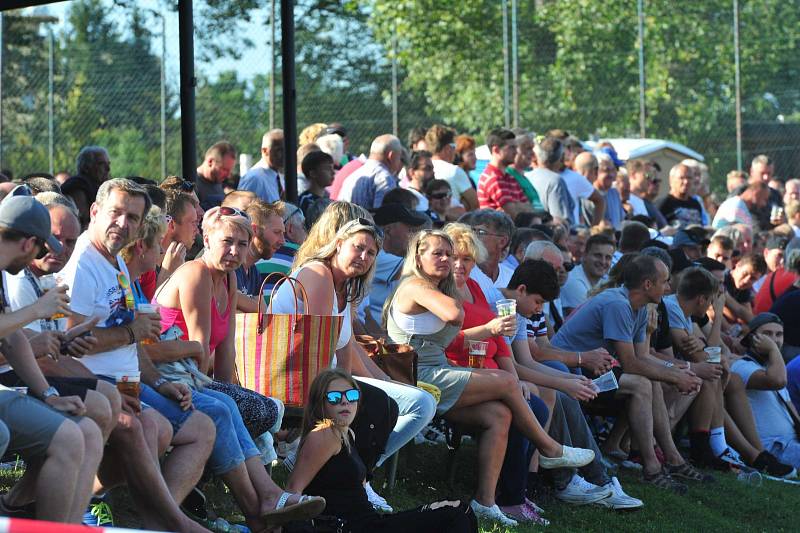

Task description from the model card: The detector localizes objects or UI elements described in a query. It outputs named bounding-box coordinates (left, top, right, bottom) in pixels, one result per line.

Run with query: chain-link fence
left=1, top=0, right=798, bottom=192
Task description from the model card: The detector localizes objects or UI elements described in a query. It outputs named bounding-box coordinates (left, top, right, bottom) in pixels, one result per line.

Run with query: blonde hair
left=202, top=206, right=253, bottom=242
left=121, top=206, right=168, bottom=264
left=443, top=222, right=487, bottom=263
left=294, top=201, right=372, bottom=268
left=382, top=230, right=458, bottom=327
left=295, top=218, right=382, bottom=304
left=299, top=123, right=328, bottom=147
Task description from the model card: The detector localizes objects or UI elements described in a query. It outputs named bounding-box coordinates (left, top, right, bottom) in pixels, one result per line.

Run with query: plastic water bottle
left=737, top=470, right=763, bottom=487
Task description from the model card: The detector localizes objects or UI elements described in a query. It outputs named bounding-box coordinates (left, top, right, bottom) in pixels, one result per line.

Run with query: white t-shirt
left=3, top=270, right=59, bottom=334
left=469, top=265, right=509, bottom=303
left=559, top=264, right=593, bottom=311
left=403, top=185, right=429, bottom=211
left=432, top=159, right=469, bottom=207
left=561, top=169, right=595, bottom=224
left=59, top=233, right=139, bottom=376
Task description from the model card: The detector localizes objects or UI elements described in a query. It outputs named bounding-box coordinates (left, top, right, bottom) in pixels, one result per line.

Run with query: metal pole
left=178, top=0, right=197, bottom=180
left=269, top=0, right=276, bottom=130
left=501, top=0, right=510, bottom=128
left=391, top=31, right=398, bottom=137
left=733, top=0, right=743, bottom=171
left=511, top=0, right=519, bottom=129
left=281, top=0, right=297, bottom=203
left=160, top=14, right=166, bottom=179
left=48, top=29, right=54, bottom=175
left=637, top=0, right=646, bottom=138
left=0, top=12, right=4, bottom=172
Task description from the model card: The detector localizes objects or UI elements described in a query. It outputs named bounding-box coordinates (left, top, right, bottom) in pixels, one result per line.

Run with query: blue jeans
left=354, top=376, right=437, bottom=467
left=496, top=394, right=549, bottom=506
left=192, top=388, right=261, bottom=475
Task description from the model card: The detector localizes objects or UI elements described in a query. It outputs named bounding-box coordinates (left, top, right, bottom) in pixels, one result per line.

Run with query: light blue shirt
left=239, top=164, right=282, bottom=203
left=368, top=250, right=404, bottom=323
left=339, top=159, right=398, bottom=209
left=663, top=294, right=693, bottom=333
left=551, top=287, right=647, bottom=356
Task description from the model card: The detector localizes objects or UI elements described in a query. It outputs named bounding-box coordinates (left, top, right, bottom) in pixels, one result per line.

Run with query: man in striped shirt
left=477, top=128, right=532, bottom=219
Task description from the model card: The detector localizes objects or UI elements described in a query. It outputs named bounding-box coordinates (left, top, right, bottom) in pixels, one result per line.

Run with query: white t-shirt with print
left=59, top=232, right=139, bottom=376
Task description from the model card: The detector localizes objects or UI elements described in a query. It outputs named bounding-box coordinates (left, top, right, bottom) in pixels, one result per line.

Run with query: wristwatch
left=152, top=377, right=169, bottom=389
left=40, top=386, right=60, bottom=400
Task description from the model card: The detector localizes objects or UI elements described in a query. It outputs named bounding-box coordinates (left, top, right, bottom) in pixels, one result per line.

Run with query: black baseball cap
left=0, top=193, right=62, bottom=254
left=372, top=203, right=428, bottom=227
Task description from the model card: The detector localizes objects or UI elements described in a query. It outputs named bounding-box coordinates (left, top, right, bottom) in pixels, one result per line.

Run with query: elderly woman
left=385, top=230, right=593, bottom=527
left=277, top=201, right=437, bottom=512
left=152, top=206, right=325, bottom=529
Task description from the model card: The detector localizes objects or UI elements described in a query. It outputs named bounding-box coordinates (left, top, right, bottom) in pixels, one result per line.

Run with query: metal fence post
left=733, top=0, right=743, bottom=170
left=511, top=0, right=519, bottom=129
left=637, top=0, right=646, bottom=138
left=502, top=0, right=510, bottom=129
left=160, top=13, right=166, bottom=180
left=48, top=28, right=54, bottom=175
left=270, top=0, right=276, bottom=131
left=0, top=12, right=4, bottom=172
left=391, top=29, right=398, bottom=137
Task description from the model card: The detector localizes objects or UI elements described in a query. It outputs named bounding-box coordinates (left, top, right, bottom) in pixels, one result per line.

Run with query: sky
left=21, top=0, right=275, bottom=84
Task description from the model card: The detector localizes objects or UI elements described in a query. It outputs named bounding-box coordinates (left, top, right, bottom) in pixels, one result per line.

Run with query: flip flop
left=261, top=492, right=326, bottom=527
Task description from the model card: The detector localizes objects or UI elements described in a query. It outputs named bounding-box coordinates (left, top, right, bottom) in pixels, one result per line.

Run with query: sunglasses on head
left=178, top=180, right=195, bottom=192
left=219, top=206, right=250, bottom=220
left=351, top=217, right=384, bottom=239
left=325, top=388, right=360, bottom=405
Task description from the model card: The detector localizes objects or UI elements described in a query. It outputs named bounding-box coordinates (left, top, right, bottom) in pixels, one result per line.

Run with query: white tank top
left=390, top=307, right=445, bottom=335
left=269, top=263, right=352, bottom=351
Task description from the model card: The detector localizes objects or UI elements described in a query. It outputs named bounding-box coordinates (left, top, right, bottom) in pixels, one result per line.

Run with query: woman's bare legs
left=452, top=370, right=562, bottom=457
left=445, top=400, right=511, bottom=507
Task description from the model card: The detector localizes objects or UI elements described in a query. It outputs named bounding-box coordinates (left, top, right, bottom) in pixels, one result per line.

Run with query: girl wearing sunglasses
left=287, top=369, right=477, bottom=532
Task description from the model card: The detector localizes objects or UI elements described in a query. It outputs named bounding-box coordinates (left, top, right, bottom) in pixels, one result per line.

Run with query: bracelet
left=124, top=325, right=136, bottom=345
left=577, top=352, right=582, bottom=367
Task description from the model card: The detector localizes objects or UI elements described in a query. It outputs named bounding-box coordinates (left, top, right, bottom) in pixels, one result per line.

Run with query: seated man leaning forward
left=550, top=254, right=710, bottom=494
left=731, top=313, right=800, bottom=475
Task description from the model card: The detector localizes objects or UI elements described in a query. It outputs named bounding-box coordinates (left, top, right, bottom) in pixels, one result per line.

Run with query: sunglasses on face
left=428, top=191, right=451, bottom=200
left=219, top=206, right=251, bottom=220
left=33, top=237, right=48, bottom=259
left=325, top=388, right=360, bottom=405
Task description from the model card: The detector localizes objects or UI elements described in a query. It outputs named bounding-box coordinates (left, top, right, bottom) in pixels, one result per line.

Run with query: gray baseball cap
left=0, top=194, right=63, bottom=254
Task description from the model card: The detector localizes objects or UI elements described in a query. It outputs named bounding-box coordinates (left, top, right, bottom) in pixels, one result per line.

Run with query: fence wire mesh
left=1, top=0, right=799, bottom=193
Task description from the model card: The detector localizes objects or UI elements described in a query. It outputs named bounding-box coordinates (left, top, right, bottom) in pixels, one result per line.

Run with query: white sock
left=709, top=426, right=727, bottom=457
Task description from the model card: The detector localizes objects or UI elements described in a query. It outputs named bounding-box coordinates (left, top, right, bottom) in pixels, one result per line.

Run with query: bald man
left=658, top=163, right=705, bottom=228
left=239, top=129, right=286, bottom=203
left=339, top=134, right=404, bottom=209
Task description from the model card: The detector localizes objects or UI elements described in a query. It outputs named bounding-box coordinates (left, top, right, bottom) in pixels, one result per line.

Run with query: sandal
left=261, top=492, right=326, bottom=527
left=665, top=462, right=715, bottom=483
left=642, top=468, right=688, bottom=495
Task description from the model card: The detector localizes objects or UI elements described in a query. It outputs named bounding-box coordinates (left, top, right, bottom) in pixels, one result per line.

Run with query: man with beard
left=195, top=141, right=237, bottom=211
left=478, top=128, right=531, bottom=218
left=402, top=150, right=435, bottom=212
left=235, top=200, right=286, bottom=312
left=61, top=179, right=215, bottom=532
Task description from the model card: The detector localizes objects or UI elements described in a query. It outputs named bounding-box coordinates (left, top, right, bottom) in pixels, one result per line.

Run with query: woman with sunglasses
left=276, top=201, right=438, bottom=511
left=286, top=368, right=477, bottom=532
left=385, top=229, right=594, bottom=526
left=153, top=206, right=326, bottom=530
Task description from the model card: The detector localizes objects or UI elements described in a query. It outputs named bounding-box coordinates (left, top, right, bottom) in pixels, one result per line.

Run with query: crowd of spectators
left=1, top=124, right=800, bottom=532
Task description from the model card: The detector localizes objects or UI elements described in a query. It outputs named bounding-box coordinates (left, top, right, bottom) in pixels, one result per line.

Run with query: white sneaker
left=276, top=437, right=299, bottom=460
left=364, top=481, right=393, bottom=512
left=596, top=477, right=644, bottom=510
left=469, top=500, right=518, bottom=528
left=555, top=474, right=612, bottom=505
left=539, top=446, right=595, bottom=470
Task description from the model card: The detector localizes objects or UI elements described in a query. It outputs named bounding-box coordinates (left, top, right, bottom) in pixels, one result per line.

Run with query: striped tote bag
left=235, top=275, right=342, bottom=406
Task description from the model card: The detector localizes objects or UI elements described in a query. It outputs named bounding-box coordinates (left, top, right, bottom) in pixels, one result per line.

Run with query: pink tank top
left=158, top=273, right=232, bottom=353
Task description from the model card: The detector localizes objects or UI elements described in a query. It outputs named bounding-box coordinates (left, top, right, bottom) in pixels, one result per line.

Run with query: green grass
left=4, top=442, right=799, bottom=532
